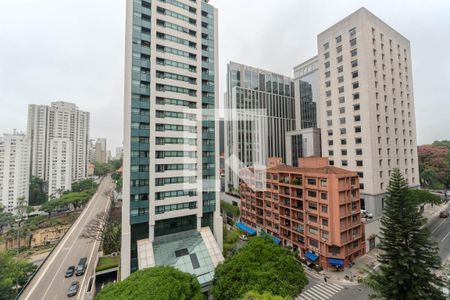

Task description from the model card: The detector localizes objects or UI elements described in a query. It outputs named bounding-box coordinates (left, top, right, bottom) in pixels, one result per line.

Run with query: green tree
left=71, top=178, right=97, bottom=192
left=60, top=192, right=91, bottom=210
left=407, top=189, right=442, bottom=211
left=213, top=236, right=308, bottom=300
left=40, top=199, right=65, bottom=219
left=0, top=250, right=37, bottom=299
left=243, top=291, right=291, bottom=300
left=28, top=176, right=47, bottom=206
left=366, top=169, right=445, bottom=299
left=96, top=266, right=202, bottom=300
left=0, top=205, right=14, bottom=234
left=94, top=162, right=111, bottom=177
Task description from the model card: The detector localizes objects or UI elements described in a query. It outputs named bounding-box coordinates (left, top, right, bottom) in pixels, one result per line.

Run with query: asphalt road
left=428, top=203, right=450, bottom=260
left=20, top=176, right=113, bottom=300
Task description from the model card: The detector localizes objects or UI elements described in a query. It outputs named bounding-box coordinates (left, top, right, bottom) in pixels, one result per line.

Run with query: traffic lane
left=36, top=180, right=109, bottom=300
left=21, top=177, right=111, bottom=300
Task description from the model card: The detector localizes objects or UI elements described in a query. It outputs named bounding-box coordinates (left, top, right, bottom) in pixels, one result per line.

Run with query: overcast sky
left=0, top=0, right=449, bottom=154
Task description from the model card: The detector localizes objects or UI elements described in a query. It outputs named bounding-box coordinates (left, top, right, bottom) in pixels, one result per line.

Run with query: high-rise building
left=95, top=138, right=107, bottom=163
left=317, top=8, right=419, bottom=217
left=115, top=146, right=124, bottom=160
left=285, top=128, right=321, bottom=167
left=27, top=101, right=89, bottom=196
left=239, top=157, right=365, bottom=269
left=48, top=138, right=72, bottom=197
left=294, top=56, right=319, bottom=130
left=0, top=133, right=31, bottom=213
left=87, top=139, right=96, bottom=163
left=121, top=0, right=223, bottom=287
left=225, top=62, right=296, bottom=192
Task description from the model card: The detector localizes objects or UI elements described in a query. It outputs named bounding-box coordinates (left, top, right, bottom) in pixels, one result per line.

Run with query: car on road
left=75, top=257, right=88, bottom=276
left=439, top=211, right=449, bottom=218
left=239, top=235, right=248, bottom=241
left=67, top=281, right=79, bottom=297
left=65, top=266, right=75, bottom=278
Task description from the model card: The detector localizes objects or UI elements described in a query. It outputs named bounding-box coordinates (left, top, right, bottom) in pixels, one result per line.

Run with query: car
left=361, top=209, right=373, bottom=219
left=439, top=211, right=449, bottom=218
left=239, top=235, right=248, bottom=241
left=65, top=266, right=75, bottom=278
left=67, top=281, right=79, bottom=297
left=442, top=287, right=449, bottom=297
left=75, top=257, right=88, bottom=276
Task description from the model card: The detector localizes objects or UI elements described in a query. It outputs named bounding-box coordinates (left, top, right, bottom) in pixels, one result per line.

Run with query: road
left=428, top=203, right=450, bottom=260
left=20, top=176, right=113, bottom=300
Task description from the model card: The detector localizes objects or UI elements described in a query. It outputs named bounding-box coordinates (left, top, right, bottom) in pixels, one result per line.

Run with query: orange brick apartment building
left=239, top=157, right=365, bottom=269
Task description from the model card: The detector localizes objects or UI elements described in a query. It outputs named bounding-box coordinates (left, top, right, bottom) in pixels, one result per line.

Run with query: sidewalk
left=422, top=201, right=450, bottom=221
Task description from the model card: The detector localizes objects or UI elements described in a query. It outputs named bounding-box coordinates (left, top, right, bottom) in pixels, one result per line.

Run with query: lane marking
left=441, top=231, right=450, bottom=243
left=431, top=218, right=447, bottom=234
left=22, top=178, right=106, bottom=300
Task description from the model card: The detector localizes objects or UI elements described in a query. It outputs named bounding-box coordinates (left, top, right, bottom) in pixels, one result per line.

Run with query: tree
left=94, top=162, right=111, bottom=177
left=28, top=176, right=47, bottom=206
left=60, top=191, right=91, bottom=210
left=40, top=199, right=65, bottom=219
left=80, top=207, right=121, bottom=254
left=0, top=205, right=14, bottom=234
left=0, top=250, right=37, bottom=299
left=71, top=178, right=97, bottom=192
left=407, top=189, right=442, bottom=211
left=15, top=197, right=34, bottom=251
left=366, top=169, right=445, bottom=300
left=418, top=143, right=450, bottom=189
left=213, top=236, right=308, bottom=300
left=96, top=266, right=203, bottom=300
left=243, top=291, right=291, bottom=300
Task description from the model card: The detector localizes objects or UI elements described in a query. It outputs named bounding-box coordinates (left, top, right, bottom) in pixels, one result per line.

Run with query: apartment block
left=225, top=62, right=296, bottom=191
left=317, top=8, right=419, bottom=217
left=95, top=138, right=107, bottom=163
left=48, top=138, right=72, bottom=197
left=0, top=133, right=31, bottom=213
left=240, top=157, right=365, bottom=269
left=27, top=101, right=90, bottom=195
left=121, top=0, right=223, bottom=288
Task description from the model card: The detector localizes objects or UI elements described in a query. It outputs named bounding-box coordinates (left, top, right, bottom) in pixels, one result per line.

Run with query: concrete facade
left=317, top=8, right=420, bottom=217
left=285, top=128, right=322, bottom=167
left=0, top=133, right=30, bottom=213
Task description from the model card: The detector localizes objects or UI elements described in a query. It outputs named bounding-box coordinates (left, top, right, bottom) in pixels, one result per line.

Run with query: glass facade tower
left=121, top=0, right=222, bottom=279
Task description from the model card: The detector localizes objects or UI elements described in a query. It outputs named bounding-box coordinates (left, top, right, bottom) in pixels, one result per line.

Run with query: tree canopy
left=0, top=251, right=37, bottom=299
left=96, top=266, right=203, bottom=300
left=28, top=176, right=47, bottom=206
left=213, top=236, right=308, bottom=300
left=366, top=169, right=445, bottom=300
left=418, top=141, right=450, bottom=189
left=242, top=291, right=291, bottom=300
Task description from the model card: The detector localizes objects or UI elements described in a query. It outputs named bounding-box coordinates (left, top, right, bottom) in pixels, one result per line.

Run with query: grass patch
left=96, top=255, right=120, bottom=272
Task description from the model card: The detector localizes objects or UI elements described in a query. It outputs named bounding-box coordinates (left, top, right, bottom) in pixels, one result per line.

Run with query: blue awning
left=236, top=223, right=256, bottom=235
left=271, top=235, right=281, bottom=245
left=304, top=251, right=319, bottom=262
left=328, top=258, right=344, bottom=266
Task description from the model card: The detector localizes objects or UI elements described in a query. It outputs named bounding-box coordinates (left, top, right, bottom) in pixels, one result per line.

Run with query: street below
left=19, top=176, right=113, bottom=300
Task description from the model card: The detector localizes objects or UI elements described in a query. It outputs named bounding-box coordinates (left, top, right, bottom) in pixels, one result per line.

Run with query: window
left=351, top=60, right=358, bottom=68
left=355, top=126, right=361, bottom=133
left=356, top=160, right=363, bottom=167
left=337, top=55, right=343, bottom=63
left=322, top=205, right=328, bottom=213
left=321, top=193, right=328, bottom=200
left=307, top=178, right=317, bottom=185
left=342, top=160, right=348, bottom=166
left=337, top=66, right=343, bottom=73
left=328, top=150, right=334, bottom=156
left=336, top=45, right=342, bottom=53
left=352, top=71, right=359, bottom=78
left=341, top=149, right=347, bottom=155
left=352, top=82, right=359, bottom=89
left=308, top=190, right=317, bottom=198
left=355, top=137, right=362, bottom=144
left=356, top=149, right=362, bottom=155
left=340, top=117, right=346, bottom=124
left=353, top=93, right=360, bottom=100
left=354, top=104, right=360, bottom=111
left=338, top=86, right=344, bottom=93
left=323, top=42, right=329, bottom=50
left=324, top=52, right=330, bottom=59
left=354, top=115, right=361, bottom=122
left=336, top=35, right=342, bottom=43
left=325, top=71, right=330, bottom=78
left=341, top=139, right=347, bottom=145
left=349, top=27, right=356, bottom=36
left=351, top=49, right=357, bottom=57
left=338, top=76, right=344, bottom=83
left=324, top=61, right=330, bottom=68
left=350, top=38, right=357, bottom=47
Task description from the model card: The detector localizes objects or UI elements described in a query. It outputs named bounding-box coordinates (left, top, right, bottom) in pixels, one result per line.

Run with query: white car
left=239, top=235, right=248, bottom=241
left=361, top=209, right=373, bottom=219
left=442, top=287, right=449, bottom=297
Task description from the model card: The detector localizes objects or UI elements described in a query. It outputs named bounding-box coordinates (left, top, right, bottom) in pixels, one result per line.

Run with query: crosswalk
left=296, top=281, right=344, bottom=300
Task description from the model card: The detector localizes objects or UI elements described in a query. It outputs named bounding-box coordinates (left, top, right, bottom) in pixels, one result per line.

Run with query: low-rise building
left=239, top=157, right=365, bottom=269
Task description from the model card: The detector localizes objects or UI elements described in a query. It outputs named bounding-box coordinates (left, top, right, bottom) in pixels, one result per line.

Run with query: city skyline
left=0, top=0, right=449, bottom=149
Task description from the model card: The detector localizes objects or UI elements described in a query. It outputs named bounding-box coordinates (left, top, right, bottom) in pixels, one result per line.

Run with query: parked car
left=65, top=266, right=75, bottom=278
left=75, top=257, right=87, bottom=276
left=67, top=281, right=79, bottom=297
left=361, top=209, right=373, bottom=219
left=439, top=211, right=449, bottom=218
left=239, top=235, right=248, bottom=241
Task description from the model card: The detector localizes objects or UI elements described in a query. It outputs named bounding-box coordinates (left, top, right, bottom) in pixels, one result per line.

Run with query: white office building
left=27, top=101, right=90, bottom=196
left=48, top=138, right=73, bottom=197
left=317, top=7, right=419, bottom=217
left=0, top=133, right=31, bottom=213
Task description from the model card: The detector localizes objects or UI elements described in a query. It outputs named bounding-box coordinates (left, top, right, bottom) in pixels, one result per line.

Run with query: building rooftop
left=137, top=228, right=224, bottom=287
left=267, top=164, right=356, bottom=175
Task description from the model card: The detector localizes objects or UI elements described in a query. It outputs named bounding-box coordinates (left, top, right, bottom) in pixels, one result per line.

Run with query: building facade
left=48, top=138, right=72, bottom=197
left=240, top=157, right=365, bottom=269
left=27, top=101, right=90, bottom=195
left=95, top=138, right=108, bottom=163
left=317, top=8, right=419, bottom=217
left=225, top=62, right=296, bottom=192
left=285, top=128, right=321, bottom=167
left=294, top=56, right=319, bottom=130
left=0, top=133, right=31, bottom=213
left=121, top=0, right=223, bottom=284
